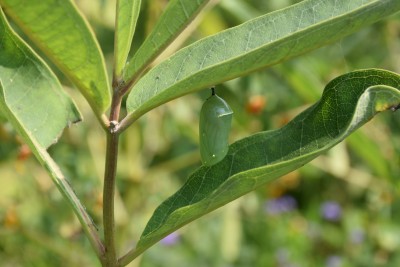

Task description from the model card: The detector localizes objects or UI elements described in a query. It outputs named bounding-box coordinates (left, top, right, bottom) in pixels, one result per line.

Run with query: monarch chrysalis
left=199, top=87, right=233, bottom=166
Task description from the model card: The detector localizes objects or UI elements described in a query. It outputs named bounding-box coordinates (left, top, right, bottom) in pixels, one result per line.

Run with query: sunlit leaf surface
left=0, top=0, right=111, bottom=113
left=0, top=8, right=81, bottom=148
left=126, top=0, right=400, bottom=123
left=134, top=69, right=400, bottom=256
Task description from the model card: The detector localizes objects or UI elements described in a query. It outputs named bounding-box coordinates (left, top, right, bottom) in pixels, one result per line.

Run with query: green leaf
left=0, top=0, right=111, bottom=114
left=123, top=0, right=211, bottom=83
left=219, top=0, right=261, bottom=22
left=125, top=0, right=400, bottom=123
left=0, top=80, right=103, bottom=258
left=128, top=69, right=400, bottom=259
left=347, top=131, right=393, bottom=180
left=0, top=9, right=101, bottom=254
left=0, top=7, right=81, bottom=148
left=114, top=0, right=141, bottom=78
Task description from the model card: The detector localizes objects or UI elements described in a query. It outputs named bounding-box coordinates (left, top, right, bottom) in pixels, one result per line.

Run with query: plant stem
left=118, top=246, right=146, bottom=267
left=114, top=112, right=137, bottom=134
left=96, top=112, right=111, bottom=131
left=103, top=87, right=123, bottom=266
left=103, top=129, right=119, bottom=266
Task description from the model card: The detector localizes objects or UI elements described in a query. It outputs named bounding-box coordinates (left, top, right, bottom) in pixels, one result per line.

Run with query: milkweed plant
left=1, top=0, right=400, bottom=266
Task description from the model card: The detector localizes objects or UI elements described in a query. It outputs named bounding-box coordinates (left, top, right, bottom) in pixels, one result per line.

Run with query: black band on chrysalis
left=211, top=86, right=216, bottom=96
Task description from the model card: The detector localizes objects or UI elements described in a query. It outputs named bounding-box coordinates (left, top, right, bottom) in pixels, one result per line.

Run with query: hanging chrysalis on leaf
left=199, top=87, right=233, bottom=166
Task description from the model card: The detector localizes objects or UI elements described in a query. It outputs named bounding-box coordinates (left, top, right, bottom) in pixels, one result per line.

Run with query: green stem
left=118, top=247, right=146, bottom=267
left=103, top=129, right=119, bottom=266
left=103, top=87, right=123, bottom=266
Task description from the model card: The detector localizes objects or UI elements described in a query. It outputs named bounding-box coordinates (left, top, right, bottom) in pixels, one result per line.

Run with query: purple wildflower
left=321, top=201, right=342, bottom=221
left=349, top=228, right=365, bottom=244
left=276, top=248, right=290, bottom=264
left=275, top=249, right=299, bottom=267
left=265, top=195, right=297, bottom=215
left=326, top=255, right=342, bottom=267
left=160, top=232, right=180, bottom=246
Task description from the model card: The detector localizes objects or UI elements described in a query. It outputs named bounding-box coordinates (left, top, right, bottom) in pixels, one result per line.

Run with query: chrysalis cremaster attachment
left=199, top=87, right=233, bottom=166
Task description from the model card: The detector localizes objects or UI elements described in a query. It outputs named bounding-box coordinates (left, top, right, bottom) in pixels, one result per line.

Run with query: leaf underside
left=126, top=0, right=400, bottom=122
left=0, top=79, right=100, bottom=257
left=136, top=69, right=400, bottom=253
left=0, top=7, right=100, bottom=254
left=123, top=0, right=211, bottom=83
left=114, top=0, right=142, bottom=78
left=0, top=0, right=111, bottom=113
left=0, top=7, right=81, bottom=148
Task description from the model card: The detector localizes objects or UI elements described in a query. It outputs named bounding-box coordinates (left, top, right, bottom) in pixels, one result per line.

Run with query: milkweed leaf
left=0, top=0, right=111, bottom=114
left=125, top=69, right=400, bottom=260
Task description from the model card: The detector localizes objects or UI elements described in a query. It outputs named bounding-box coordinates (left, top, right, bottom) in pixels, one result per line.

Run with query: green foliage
left=0, top=9, right=100, bottom=251
left=1, top=0, right=400, bottom=266
left=125, top=0, right=400, bottom=123
left=0, top=8, right=81, bottom=148
left=134, top=69, right=400, bottom=254
left=0, top=79, right=101, bottom=258
left=114, top=0, right=141, bottom=78
left=0, top=0, right=111, bottom=114
left=123, top=0, right=211, bottom=83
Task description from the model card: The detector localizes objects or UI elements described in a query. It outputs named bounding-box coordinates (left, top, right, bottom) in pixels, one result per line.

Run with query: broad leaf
left=125, top=0, right=400, bottom=123
left=0, top=0, right=111, bottom=114
left=219, top=0, right=261, bottom=22
left=0, top=80, right=103, bottom=258
left=123, top=0, right=211, bottom=83
left=0, top=7, right=81, bottom=148
left=0, top=9, right=99, bottom=252
left=122, top=69, right=400, bottom=261
left=114, top=0, right=141, bottom=78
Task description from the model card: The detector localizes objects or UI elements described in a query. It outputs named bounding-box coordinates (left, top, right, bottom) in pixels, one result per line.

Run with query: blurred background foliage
left=1, top=0, right=400, bottom=266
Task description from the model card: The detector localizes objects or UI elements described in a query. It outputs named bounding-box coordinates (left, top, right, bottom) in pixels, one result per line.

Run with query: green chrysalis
left=199, top=87, right=233, bottom=166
